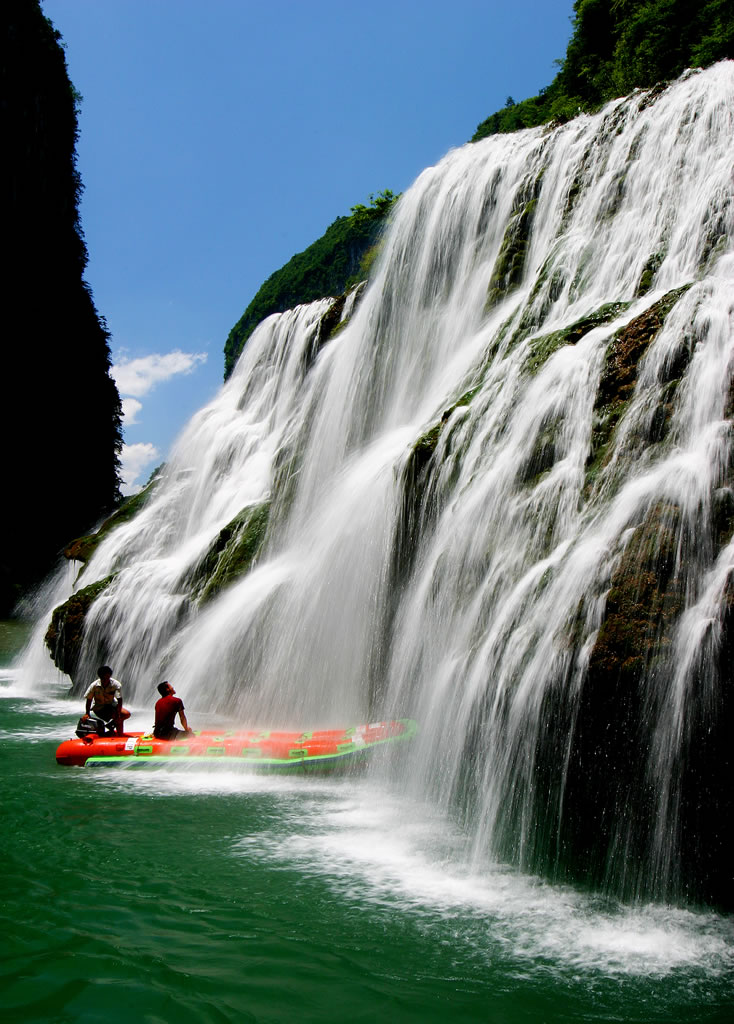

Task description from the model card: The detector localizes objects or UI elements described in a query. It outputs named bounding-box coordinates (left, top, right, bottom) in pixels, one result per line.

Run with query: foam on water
left=90, top=761, right=345, bottom=798
left=0, top=674, right=70, bottom=701
left=219, top=779, right=734, bottom=979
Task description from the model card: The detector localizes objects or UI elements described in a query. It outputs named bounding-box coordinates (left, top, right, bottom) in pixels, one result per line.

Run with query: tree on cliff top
left=473, top=0, right=734, bottom=140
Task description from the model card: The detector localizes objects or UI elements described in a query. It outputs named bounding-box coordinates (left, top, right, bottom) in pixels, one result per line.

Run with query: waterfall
left=53, top=63, right=734, bottom=905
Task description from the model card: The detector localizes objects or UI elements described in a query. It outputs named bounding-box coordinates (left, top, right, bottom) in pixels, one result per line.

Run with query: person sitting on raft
left=153, top=681, right=193, bottom=740
left=82, top=665, right=130, bottom=736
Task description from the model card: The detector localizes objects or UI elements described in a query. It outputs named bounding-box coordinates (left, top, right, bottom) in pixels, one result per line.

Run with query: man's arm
left=178, top=708, right=191, bottom=733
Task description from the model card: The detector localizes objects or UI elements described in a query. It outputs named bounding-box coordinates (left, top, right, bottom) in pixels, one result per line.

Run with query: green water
left=1, top=645, right=733, bottom=1023
left=0, top=620, right=33, bottom=662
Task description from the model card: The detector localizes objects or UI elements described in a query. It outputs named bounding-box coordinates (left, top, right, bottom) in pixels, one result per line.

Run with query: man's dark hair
left=157, top=681, right=170, bottom=697
left=98, top=665, right=113, bottom=676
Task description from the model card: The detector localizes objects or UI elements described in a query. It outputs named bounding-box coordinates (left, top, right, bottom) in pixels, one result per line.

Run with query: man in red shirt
left=154, top=682, right=193, bottom=740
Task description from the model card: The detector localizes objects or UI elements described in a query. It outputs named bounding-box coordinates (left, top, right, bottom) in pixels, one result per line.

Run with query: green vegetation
left=63, top=473, right=160, bottom=566
left=525, top=301, right=631, bottom=375
left=224, top=191, right=399, bottom=378
left=486, top=172, right=544, bottom=309
left=584, top=285, right=691, bottom=493
left=473, top=0, right=734, bottom=141
left=187, top=502, right=270, bottom=603
left=45, top=575, right=116, bottom=678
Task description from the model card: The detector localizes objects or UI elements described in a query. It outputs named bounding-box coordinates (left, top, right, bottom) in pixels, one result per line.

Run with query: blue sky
left=40, top=0, right=574, bottom=493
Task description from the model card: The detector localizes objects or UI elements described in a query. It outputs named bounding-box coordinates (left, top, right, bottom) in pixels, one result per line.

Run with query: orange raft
left=55, top=719, right=417, bottom=769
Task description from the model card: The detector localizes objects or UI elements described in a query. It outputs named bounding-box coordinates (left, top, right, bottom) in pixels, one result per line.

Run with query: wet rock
left=635, top=251, right=665, bottom=297
left=525, top=300, right=631, bottom=375
left=486, top=170, right=544, bottom=309
left=187, top=502, right=270, bottom=604
left=559, top=501, right=686, bottom=897
left=45, top=575, right=115, bottom=681
left=63, top=477, right=159, bottom=565
left=585, top=286, right=691, bottom=490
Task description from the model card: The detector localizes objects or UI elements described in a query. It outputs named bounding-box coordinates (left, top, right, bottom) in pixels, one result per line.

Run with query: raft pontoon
left=55, top=719, right=417, bottom=769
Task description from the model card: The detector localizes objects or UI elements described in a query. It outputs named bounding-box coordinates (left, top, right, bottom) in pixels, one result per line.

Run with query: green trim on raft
left=85, top=750, right=371, bottom=769
left=83, top=719, right=419, bottom=767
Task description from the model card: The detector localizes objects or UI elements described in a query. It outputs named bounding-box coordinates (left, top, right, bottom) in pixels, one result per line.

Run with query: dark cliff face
left=0, top=0, right=122, bottom=615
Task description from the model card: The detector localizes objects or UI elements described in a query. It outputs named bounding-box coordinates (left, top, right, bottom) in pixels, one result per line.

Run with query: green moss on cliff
left=584, top=285, right=691, bottom=492
left=591, top=502, right=685, bottom=681
left=525, top=301, right=631, bottom=376
left=517, top=416, right=560, bottom=488
left=486, top=173, right=543, bottom=309
left=45, top=575, right=115, bottom=678
left=189, top=503, right=270, bottom=604
left=636, top=251, right=666, bottom=297
left=64, top=475, right=159, bottom=564
left=555, top=497, right=688, bottom=896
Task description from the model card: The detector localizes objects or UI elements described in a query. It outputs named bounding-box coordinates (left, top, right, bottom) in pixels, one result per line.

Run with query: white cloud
left=112, top=349, right=208, bottom=398
left=121, top=397, right=143, bottom=424
left=120, top=442, right=160, bottom=496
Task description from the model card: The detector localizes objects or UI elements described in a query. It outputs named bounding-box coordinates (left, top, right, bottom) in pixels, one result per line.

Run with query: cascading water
left=39, top=63, right=733, bottom=907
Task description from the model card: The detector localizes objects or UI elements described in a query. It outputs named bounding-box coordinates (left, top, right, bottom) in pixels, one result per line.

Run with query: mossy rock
left=316, top=292, right=347, bottom=344
left=584, top=286, right=692, bottom=493
left=518, top=258, right=569, bottom=335
left=598, top=286, right=692, bottom=406
left=455, top=384, right=482, bottom=410
left=589, top=501, right=684, bottom=684
left=713, top=487, right=734, bottom=550
left=525, top=301, right=631, bottom=376
left=395, top=398, right=478, bottom=586
left=635, top=251, right=665, bottom=297
left=45, top=575, right=116, bottom=678
left=293, top=282, right=368, bottom=381
left=64, top=475, right=159, bottom=564
left=556, top=501, right=687, bottom=893
left=698, top=193, right=731, bottom=275
left=599, top=169, right=627, bottom=221
left=412, top=422, right=441, bottom=458
left=405, top=382, right=482, bottom=480
left=486, top=171, right=544, bottom=310
left=517, top=415, right=559, bottom=487
left=189, top=502, right=270, bottom=604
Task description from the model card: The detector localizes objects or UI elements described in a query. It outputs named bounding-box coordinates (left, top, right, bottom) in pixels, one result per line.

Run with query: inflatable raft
left=55, top=719, right=417, bottom=769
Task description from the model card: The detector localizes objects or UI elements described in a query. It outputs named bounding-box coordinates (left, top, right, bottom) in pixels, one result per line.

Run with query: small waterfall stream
left=34, top=63, right=734, bottom=906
